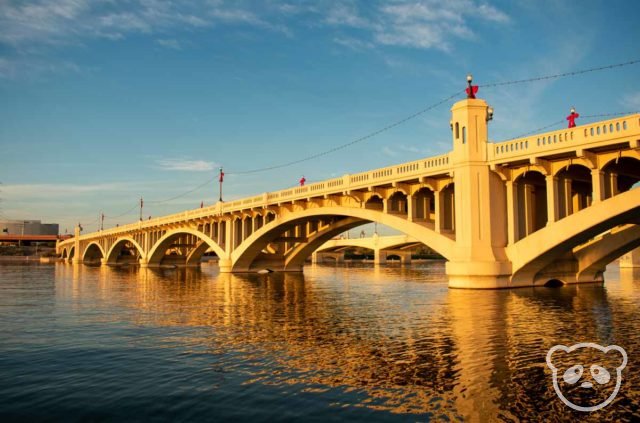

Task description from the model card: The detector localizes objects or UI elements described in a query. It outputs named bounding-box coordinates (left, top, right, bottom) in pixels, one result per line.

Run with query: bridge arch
left=601, top=156, right=640, bottom=199
left=82, top=242, right=106, bottom=263
left=574, top=224, right=640, bottom=282
left=388, top=191, right=408, bottom=215
left=513, top=170, right=547, bottom=240
left=508, top=188, right=640, bottom=285
left=555, top=164, right=593, bottom=219
left=105, top=237, right=145, bottom=265
left=231, top=206, right=455, bottom=272
left=146, top=228, right=226, bottom=267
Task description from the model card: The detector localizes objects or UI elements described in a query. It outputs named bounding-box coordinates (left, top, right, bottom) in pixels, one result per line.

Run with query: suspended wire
left=479, top=58, right=640, bottom=88
left=146, top=176, right=217, bottom=204
left=228, top=90, right=466, bottom=175
left=104, top=203, right=139, bottom=219
left=75, top=57, right=640, bottom=219
left=509, top=111, right=640, bottom=139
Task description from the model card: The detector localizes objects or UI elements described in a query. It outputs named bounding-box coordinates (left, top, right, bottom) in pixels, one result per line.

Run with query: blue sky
left=1, top=0, right=639, bottom=233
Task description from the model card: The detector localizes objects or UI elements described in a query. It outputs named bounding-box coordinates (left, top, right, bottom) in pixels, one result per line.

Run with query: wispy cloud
left=333, top=36, right=374, bottom=51
left=156, top=38, right=181, bottom=50
left=155, top=158, right=217, bottom=172
left=0, top=1, right=512, bottom=79
left=320, top=1, right=511, bottom=51
left=621, top=91, right=640, bottom=110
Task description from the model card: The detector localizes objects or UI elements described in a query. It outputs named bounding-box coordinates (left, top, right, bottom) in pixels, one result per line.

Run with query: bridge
left=57, top=95, right=640, bottom=288
left=312, top=234, right=423, bottom=264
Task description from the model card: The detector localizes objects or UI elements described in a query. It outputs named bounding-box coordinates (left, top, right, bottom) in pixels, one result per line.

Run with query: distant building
left=0, top=219, right=59, bottom=236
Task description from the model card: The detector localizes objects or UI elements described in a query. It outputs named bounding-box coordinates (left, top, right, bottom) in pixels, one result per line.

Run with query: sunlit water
left=1, top=262, right=639, bottom=421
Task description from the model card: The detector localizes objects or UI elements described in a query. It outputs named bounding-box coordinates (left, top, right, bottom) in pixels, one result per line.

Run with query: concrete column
left=563, top=178, right=573, bottom=217
left=225, top=219, right=233, bottom=253
left=72, top=225, right=82, bottom=265
left=424, top=194, right=432, bottom=222
left=545, top=175, right=559, bottom=225
left=382, top=198, right=389, bottom=214
left=506, top=181, right=519, bottom=244
left=144, top=232, right=150, bottom=258
left=609, top=172, right=619, bottom=197
left=407, top=195, right=414, bottom=222
left=434, top=190, right=442, bottom=233
left=374, top=249, right=387, bottom=265
left=620, top=248, right=640, bottom=267
left=523, top=184, right=535, bottom=236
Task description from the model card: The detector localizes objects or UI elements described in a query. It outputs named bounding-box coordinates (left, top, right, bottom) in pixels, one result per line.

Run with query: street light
left=487, top=106, right=494, bottom=121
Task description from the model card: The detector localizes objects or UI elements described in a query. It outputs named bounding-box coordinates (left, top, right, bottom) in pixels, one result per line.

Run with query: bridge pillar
left=620, top=247, right=640, bottom=268
left=446, top=98, right=511, bottom=288
left=71, top=225, right=83, bottom=265
left=545, top=175, right=559, bottom=225
left=591, top=169, right=605, bottom=203
left=219, top=258, right=233, bottom=272
left=374, top=249, right=387, bottom=265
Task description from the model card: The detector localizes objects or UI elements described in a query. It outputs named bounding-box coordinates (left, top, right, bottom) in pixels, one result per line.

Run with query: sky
left=1, top=0, right=639, bottom=234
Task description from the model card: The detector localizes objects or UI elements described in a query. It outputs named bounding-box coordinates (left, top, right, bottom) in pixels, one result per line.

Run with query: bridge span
left=312, top=234, right=424, bottom=264
left=57, top=96, right=640, bottom=288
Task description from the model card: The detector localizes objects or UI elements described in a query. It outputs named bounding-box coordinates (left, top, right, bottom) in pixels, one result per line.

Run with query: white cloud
left=621, top=91, right=640, bottom=110
left=156, top=38, right=181, bottom=50
left=382, top=146, right=398, bottom=157
left=155, top=158, right=217, bottom=172
left=333, top=36, right=374, bottom=51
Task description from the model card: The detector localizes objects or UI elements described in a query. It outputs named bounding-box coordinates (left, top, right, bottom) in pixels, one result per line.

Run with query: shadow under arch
left=146, top=228, right=226, bottom=267
left=82, top=241, right=106, bottom=263
left=575, top=224, right=640, bottom=282
left=231, top=206, right=456, bottom=272
left=105, top=236, right=146, bottom=265
left=508, top=188, right=640, bottom=285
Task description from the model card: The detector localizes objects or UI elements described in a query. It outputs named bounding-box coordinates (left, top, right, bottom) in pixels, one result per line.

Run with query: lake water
left=1, top=262, right=639, bottom=421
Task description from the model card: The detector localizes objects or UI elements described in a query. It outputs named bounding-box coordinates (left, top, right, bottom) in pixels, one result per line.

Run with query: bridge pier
left=620, top=247, right=640, bottom=267
left=446, top=98, right=512, bottom=288
left=374, top=250, right=386, bottom=265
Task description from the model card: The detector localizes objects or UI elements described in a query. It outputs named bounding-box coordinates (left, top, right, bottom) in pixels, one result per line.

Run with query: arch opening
left=388, top=191, right=408, bottom=216
left=514, top=171, right=547, bottom=240
left=440, top=183, right=455, bottom=233
left=602, top=157, right=640, bottom=200
left=412, top=187, right=435, bottom=226
left=556, top=164, right=593, bottom=219
left=543, top=279, right=565, bottom=288
left=146, top=229, right=225, bottom=268
left=365, top=195, right=383, bottom=211
left=83, top=243, right=104, bottom=264
left=106, top=239, right=143, bottom=265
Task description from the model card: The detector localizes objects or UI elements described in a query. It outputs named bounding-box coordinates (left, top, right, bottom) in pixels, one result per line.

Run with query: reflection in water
left=1, top=262, right=639, bottom=421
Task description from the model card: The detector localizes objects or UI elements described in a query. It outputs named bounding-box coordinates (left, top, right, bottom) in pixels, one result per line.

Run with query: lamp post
left=487, top=106, right=494, bottom=121
left=219, top=167, right=224, bottom=202
left=466, top=74, right=478, bottom=99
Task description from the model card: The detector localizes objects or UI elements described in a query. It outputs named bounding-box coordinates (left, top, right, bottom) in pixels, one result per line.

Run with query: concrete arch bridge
left=58, top=97, right=640, bottom=288
left=312, top=234, right=426, bottom=264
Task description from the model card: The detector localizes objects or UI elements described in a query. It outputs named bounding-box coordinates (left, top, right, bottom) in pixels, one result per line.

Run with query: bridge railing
left=66, top=151, right=452, bottom=242
left=489, top=114, right=640, bottom=162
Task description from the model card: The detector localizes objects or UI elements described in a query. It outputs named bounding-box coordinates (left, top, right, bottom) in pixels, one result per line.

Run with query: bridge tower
left=446, top=97, right=511, bottom=288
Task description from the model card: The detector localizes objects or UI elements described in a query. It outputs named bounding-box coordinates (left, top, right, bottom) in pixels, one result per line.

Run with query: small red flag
left=465, top=85, right=478, bottom=99
left=219, top=170, right=225, bottom=183
left=566, top=111, right=580, bottom=128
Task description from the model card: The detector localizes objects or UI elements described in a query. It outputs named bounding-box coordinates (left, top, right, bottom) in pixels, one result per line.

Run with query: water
left=1, top=262, right=639, bottom=421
